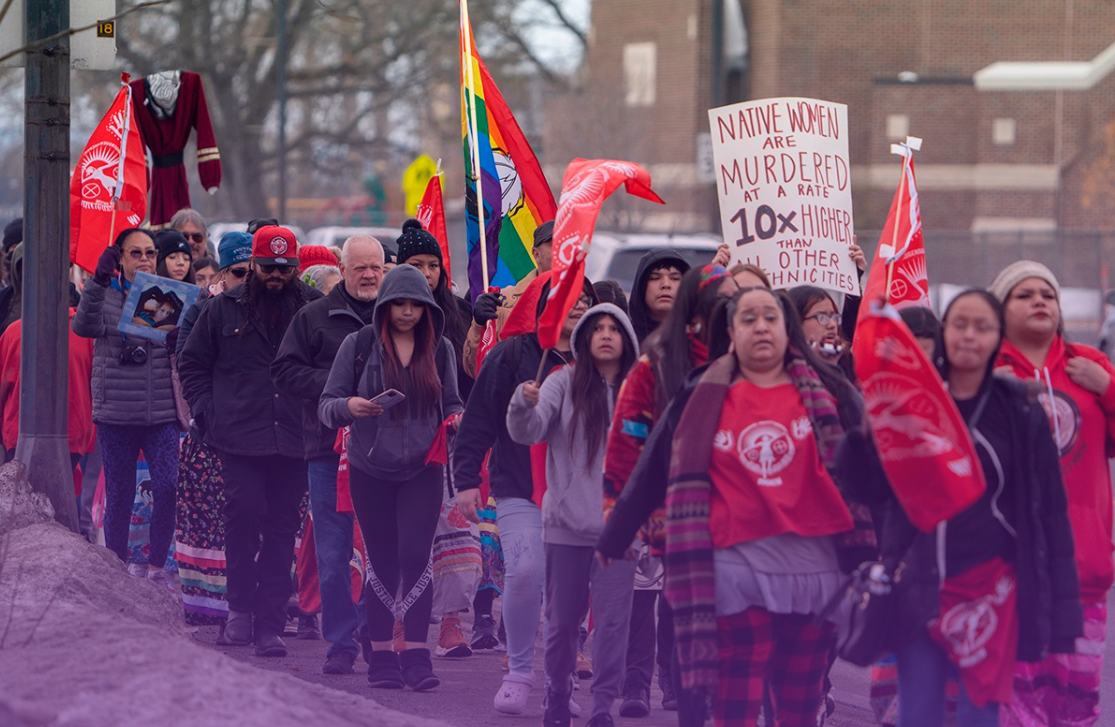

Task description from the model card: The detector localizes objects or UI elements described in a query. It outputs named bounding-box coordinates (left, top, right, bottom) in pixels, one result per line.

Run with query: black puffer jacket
left=71, top=278, right=177, bottom=427
left=178, top=282, right=318, bottom=456
left=272, top=284, right=367, bottom=459
left=837, top=375, right=1083, bottom=661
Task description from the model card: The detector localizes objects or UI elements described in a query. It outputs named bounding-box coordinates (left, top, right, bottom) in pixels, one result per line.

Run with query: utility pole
left=19, top=0, right=77, bottom=533
left=277, top=0, right=288, bottom=222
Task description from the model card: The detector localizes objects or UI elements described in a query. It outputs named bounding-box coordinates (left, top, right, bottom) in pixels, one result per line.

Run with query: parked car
left=583, top=233, right=722, bottom=294
left=304, top=226, right=400, bottom=250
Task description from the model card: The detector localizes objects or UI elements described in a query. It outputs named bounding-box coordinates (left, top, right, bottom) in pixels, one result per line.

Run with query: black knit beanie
left=155, top=229, right=192, bottom=267
left=396, top=219, right=442, bottom=264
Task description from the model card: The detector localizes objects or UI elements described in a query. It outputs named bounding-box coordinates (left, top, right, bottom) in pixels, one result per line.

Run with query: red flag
left=855, top=148, right=928, bottom=339
left=537, top=159, right=664, bottom=351
left=70, top=74, right=148, bottom=273
left=474, top=318, right=498, bottom=372
left=416, top=173, right=451, bottom=279
left=855, top=303, right=986, bottom=532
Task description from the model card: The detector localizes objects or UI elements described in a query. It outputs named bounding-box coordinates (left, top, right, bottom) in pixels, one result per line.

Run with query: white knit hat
left=988, top=260, right=1060, bottom=303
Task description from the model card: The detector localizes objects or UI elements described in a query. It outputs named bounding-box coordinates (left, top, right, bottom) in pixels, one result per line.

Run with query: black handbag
left=818, top=557, right=910, bottom=667
left=818, top=522, right=935, bottom=668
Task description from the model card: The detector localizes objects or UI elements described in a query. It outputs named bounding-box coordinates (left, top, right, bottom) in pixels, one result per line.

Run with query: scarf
left=663, top=349, right=861, bottom=690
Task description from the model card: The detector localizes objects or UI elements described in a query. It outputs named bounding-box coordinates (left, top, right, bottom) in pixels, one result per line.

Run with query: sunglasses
left=183, top=232, right=206, bottom=244
left=259, top=263, right=297, bottom=275
left=127, top=249, right=157, bottom=260
left=226, top=267, right=249, bottom=278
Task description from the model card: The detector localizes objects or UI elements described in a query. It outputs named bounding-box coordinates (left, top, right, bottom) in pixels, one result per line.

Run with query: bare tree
left=106, top=0, right=582, bottom=224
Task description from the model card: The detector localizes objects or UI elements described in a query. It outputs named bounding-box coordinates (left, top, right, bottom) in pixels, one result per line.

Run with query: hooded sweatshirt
left=997, top=335, right=1115, bottom=602
left=318, top=265, right=462, bottom=480
left=506, top=303, right=639, bottom=546
left=628, top=249, right=690, bottom=345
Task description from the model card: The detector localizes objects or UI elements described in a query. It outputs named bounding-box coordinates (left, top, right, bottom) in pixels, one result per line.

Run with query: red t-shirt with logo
left=709, top=381, right=855, bottom=549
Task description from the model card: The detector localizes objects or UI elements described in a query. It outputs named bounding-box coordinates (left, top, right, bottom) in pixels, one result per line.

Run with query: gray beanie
left=988, top=260, right=1060, bottom=303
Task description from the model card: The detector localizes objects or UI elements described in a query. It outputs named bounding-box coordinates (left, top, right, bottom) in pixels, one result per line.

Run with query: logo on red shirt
left=735, top=420, right=795, bottom=486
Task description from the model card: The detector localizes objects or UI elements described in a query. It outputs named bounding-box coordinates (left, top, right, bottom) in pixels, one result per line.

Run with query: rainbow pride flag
left=460, top=8, right=556, bottom=298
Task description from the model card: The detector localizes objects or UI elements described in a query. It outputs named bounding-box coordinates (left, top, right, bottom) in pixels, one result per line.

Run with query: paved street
left=200, top=590, right=1115, bottom=726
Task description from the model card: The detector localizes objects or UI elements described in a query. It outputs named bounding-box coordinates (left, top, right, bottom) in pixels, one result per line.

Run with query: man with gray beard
left=179, top=225, right=317, bottom=657
left=272, top=235, right=385, bottom=674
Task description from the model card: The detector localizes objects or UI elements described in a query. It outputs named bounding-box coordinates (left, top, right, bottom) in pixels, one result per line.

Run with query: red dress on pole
left=129, top=70, right=222, bottom=226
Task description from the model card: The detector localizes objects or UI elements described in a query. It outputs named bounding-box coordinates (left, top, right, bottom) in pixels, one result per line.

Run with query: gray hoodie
left=506, top=303, right=639, bottom=546
left=318, top=265, right=462, bottom=480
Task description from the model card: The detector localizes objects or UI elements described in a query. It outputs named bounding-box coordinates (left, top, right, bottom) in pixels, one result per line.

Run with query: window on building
left=624, top=42, right=657, bottom=107
left=886, top=114, right=909, bottom=141
left=992, top=118, right=1016, bottom=146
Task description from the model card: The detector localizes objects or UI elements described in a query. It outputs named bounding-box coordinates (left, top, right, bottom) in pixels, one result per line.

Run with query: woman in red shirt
left=990, top=261, right=1114, bottom=727
left=655, top=286, right=869, bottom=727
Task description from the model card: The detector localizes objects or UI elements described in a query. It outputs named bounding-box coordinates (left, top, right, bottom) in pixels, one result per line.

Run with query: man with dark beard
left=179, top=225, right=319, bottom=657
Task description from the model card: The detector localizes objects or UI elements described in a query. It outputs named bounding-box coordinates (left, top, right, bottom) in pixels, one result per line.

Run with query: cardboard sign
left=707, top=97, right=860, bottom=296
left=117, top=272, right=201, bottom=342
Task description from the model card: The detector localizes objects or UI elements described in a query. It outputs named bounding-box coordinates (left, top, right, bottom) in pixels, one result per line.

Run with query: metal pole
left=19, top=0, right=77, bottom=532
left=277, top=0, right=287, bottom=222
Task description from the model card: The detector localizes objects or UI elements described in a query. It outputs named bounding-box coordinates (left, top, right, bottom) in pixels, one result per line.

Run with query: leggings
left=349, top=464, right=443, bottom=644
left=98, top=422, right=180, bottom=568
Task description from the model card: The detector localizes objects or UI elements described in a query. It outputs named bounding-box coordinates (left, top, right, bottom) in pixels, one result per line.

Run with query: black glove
left=473, top=292, right=500, bottom=325
left=93, top=246, right=121, bottom=286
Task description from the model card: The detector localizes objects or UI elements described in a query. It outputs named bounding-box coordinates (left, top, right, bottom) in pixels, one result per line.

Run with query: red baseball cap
left=252, top=225, right=300, bottom=266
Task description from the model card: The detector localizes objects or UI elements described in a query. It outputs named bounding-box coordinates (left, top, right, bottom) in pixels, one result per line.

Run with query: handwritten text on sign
left=708, top=98, right=859, bottom=295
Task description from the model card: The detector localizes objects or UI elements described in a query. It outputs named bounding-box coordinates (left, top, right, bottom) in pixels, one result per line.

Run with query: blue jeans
left=308, top=455, right=360, bottom=658
left=495, top=496, right=545, bottom=678
left=896, top=629, right=1001, bottom=727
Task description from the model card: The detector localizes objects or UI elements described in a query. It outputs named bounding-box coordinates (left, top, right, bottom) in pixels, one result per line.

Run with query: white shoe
left=493, top=673, right=533, bottom=715
left=127, top=562, right=148, bottom=578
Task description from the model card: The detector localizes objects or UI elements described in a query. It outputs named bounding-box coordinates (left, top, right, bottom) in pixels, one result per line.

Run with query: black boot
left=399, top=648, right=440, bottom=691
left=366, top=650, right=405, bottom=689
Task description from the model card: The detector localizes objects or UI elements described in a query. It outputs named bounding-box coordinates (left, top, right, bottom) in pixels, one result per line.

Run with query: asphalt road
left=200, top=590, right=1115, bottom=727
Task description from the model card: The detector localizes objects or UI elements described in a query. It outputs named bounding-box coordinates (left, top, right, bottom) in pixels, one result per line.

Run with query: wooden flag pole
left=461, top=0, right=490, bottom=292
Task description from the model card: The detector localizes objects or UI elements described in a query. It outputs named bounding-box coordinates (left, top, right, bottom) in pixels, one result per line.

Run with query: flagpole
left=461, top=0, right=490, bottom=292
left=884, top=151, right=911, bottom=300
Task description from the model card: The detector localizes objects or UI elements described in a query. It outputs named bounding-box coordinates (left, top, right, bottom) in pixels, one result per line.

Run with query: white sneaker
left=493, top=673, right=533, bottom=715
left=127, top=562, right=148, bottom=578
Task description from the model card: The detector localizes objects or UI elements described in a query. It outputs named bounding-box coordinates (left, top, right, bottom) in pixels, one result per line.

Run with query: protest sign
left=707, top=97, right=860, bottom=295
left=117, top=271, right=201, bottom=342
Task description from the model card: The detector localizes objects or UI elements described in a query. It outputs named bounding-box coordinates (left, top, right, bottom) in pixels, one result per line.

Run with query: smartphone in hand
left=370, top=388, right=406, bottom=411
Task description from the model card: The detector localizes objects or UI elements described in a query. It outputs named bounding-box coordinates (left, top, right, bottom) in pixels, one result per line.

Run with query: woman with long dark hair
left=396, top=219, right=473, bottom=400
left=507, top=303, right=639, bottom=727
left=318, top=264, right=462, bottom=692
left=396, top=218, right=481, bottom=657
left=841, top=288, right=1081, bottom=727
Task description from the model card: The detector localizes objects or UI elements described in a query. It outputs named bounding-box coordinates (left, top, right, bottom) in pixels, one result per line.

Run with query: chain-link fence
left=858, top=229, right=1115, bottom=344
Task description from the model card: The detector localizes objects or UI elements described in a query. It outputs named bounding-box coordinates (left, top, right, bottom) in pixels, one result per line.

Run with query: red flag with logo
left=855, top=151, right=929, bottom=342
left=855, top=303, right=986, bottom=532
left=416, top=173, right=451, bottom=279
left=537, top=159, right=664, bottom=351
left=475, top=317, right=499, bottom=372
left=70, top=73, right=148, bottom=273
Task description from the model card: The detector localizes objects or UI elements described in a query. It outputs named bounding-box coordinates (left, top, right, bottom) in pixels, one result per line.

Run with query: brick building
left=545, top=0, right=1115, bottom=287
